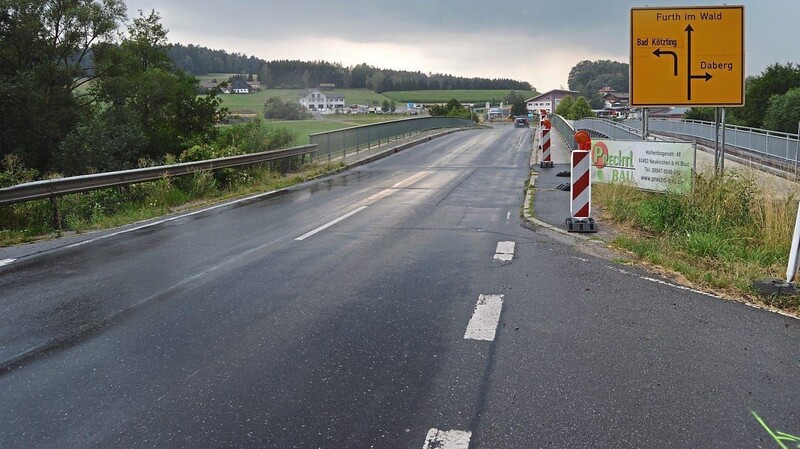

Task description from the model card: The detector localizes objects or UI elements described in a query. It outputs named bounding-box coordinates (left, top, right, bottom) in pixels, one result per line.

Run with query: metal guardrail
left=0, top=144, right=316, bottom=206
left=625, top=118, right=800, bottom=163
left=310, top=116, right=478, bottom=159
left=573, top=118, right=644, bottom=140
left=550, top=114, right=577, bottom=151
left=552, top=116, right=690, bottom=149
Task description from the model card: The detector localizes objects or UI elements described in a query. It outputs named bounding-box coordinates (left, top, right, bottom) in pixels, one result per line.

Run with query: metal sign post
left=720, top=108, right=727, bottom=173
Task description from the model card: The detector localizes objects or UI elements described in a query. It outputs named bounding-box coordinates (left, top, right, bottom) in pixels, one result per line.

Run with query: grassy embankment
left=591, top=168, right=800, bottom=313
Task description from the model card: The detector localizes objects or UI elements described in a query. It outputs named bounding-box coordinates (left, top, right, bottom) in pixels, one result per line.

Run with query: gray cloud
left=124, top=0, right=800, bottom=90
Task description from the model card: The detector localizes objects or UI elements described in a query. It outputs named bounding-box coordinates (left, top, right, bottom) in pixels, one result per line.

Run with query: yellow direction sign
left=630, top=5, right=744, bottom=107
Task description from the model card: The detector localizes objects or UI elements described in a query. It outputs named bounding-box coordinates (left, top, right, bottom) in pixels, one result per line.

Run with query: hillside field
left=196, top=74, right=536, bottom=112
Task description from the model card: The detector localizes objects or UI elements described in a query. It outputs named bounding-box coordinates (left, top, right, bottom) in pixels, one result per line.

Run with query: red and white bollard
left=566, top=130, right=597, bottom=233
left=539, top=119, right=553, bottom=168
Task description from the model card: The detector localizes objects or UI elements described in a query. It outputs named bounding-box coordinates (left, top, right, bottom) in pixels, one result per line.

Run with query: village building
left=598, top=86, right=630, bottom=107
left=229, top=77, right=252, bottom=94
left=299, top=88, right=346, bottom=111
left=525, top=89, right=580, bottom=114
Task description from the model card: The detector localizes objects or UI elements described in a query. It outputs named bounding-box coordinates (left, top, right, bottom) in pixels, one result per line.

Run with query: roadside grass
left=383, top=90, right=538, bottom=104
left=593, top=169, right=800, bottom=313
left=0, top=161, right=344, bottom=247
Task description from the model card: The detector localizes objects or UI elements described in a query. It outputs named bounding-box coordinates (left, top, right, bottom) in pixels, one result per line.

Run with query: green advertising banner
left=591, top=140, right=695, bottom=193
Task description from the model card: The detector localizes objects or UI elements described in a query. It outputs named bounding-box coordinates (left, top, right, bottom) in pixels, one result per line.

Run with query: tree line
left=568, top=60, right=629, bottom=109
left=169, top=44, right=533, bottom=93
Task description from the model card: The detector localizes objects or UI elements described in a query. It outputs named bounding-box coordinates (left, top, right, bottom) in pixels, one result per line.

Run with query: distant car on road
left=514, top=117, right=529, bottom=128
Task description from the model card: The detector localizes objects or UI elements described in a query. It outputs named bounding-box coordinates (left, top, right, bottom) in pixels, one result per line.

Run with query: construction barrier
left=566, top=130, right=596, bottom=233
left=539, top=119, right=553, bottom=168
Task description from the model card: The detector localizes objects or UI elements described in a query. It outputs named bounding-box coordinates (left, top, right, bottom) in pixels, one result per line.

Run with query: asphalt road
left=0, top=126, right=797, bottom=448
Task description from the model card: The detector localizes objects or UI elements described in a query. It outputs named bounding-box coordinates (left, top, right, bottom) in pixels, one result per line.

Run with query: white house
left=299, top=89, right=346, bottom=111
left=525, top=89, right=580, bottom=115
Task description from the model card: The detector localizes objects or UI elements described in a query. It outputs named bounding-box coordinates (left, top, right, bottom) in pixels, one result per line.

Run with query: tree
left=732, top=63, right=800, bottom=128
left=506, top=91, right=527, bottom=116
left=763, top=87, right=800, bottom=133
left=568, top=60, right=629, bottom=95
left=58, top=105, right=147, bottom=175
left=264, top=97, right=310, bottom=120
left=504, top=90, right=525, bottom=105
left=257, top=64, right=272, bottom=86
left=556, top=95, right=574, bottom=117
left=90, top=10, right=224, bottom=165
left=570, top=96, right=594, bottom=120
left=0, top=0, right=127, bottom=171
left=683, top=107, right=716, bottom=122
left=381, top=99, right=390, bottom=113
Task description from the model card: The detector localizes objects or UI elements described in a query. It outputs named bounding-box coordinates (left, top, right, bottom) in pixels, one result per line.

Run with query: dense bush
left=263, top=97, right=311, bottom=120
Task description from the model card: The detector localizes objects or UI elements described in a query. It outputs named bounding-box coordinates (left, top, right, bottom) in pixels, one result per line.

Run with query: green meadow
left=383, top=89, right=539, bottom=104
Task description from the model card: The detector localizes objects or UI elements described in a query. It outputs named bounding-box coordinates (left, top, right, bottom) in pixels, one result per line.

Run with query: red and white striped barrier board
left=566, top=130, right=596, bottom=233
left=570, top=150, right=591, bottom=219
left=540, top=120, right=552, bottom=168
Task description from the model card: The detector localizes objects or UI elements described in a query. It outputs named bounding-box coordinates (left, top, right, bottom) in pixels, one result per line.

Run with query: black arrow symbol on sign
left=686, top=24, right=694, bottom=100
left=690, top=72, right=713, bottom=81
left=685, top=24, right=713, bottom=101
left=653, top=48, right=678, bottom=76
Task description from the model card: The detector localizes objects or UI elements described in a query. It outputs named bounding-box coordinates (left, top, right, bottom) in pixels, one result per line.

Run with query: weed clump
left=595, top=170, right=799, bottom=311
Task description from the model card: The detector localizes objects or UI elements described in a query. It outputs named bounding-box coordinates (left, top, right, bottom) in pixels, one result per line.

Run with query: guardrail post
left=50, top=196, right=61, bottom=231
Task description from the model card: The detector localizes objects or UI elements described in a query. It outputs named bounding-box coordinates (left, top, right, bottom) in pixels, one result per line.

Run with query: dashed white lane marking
left=464, top=294, right=504, bottom=341
left=506, top=211, right=511, bottom=220
left=362, top=171, right=432, bottom=204
left=295, top=206, right=368, bottom=241
left=422, top=428, right=472, bottom=449
left=296, top=171, right=432, bottom=241
left=0, top=258, right=16, bottom=267
left=494, top=241, right=515, bottom=261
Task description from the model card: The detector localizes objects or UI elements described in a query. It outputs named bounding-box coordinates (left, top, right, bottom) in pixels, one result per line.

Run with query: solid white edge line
left=464, top=294, right=504, bottom=341
left=422, top=428, right=472, bottom=449
left=607, top=266, right=800, bottom=321
left=0, top=258, right=16, bottom=267
left=66, top=187, right=288, bottom=249
left=295, top=206, right=368, bottom=241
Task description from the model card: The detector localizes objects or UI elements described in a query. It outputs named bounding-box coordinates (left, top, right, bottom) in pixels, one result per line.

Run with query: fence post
left=50, top=196, right=61, bottom=231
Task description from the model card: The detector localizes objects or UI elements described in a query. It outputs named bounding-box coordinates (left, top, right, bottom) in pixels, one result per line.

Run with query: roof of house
left=525, top=89, right=580, bottom=103
left=602, top=92, right=630, bottom=99
left=229, top=78, right=251, bottom=90
left=300, top=89, right=345, bottom=100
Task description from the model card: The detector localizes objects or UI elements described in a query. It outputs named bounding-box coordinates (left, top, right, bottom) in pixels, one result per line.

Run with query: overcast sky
left=124, top=0, right=798, bottom=91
